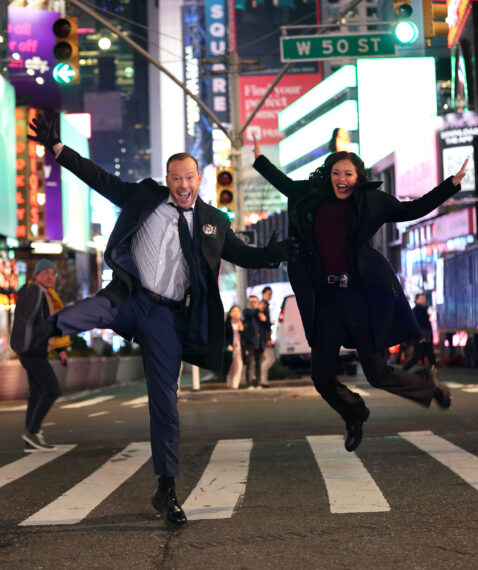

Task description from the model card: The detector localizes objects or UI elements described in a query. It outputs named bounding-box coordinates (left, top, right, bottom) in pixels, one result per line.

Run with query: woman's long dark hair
left=309, top=151, right=367, bottom=188
left=225, top=305, right=241, bottom=324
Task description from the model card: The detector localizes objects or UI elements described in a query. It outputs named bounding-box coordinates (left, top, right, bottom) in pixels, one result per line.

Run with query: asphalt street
left=1, top=367, right=478, bottom=569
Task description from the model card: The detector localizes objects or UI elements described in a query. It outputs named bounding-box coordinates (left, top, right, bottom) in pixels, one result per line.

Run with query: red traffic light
left=53, top=18, right=73, bottom=38
left=219, top=190, right=233, bottom=205
left=217, top=171, right=233, bottom=186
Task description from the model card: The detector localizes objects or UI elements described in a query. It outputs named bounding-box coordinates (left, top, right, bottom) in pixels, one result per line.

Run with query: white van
left=275, top=295, right=358, bottom=375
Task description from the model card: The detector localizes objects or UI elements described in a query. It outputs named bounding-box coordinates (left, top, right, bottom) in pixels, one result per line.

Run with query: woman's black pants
left=310, top=285, right=435, bottom=424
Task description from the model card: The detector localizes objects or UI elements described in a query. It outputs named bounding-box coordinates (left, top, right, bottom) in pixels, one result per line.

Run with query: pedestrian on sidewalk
left=223, top=305, right=246, bottom=389
left=10, top=259, right=70, bottom=453
left=259, top=286, right=275, bottom=387
left=243, top=295, right=270, bottom=389
left=26, top=115, right=297, bottom=527
left=403, top=293, right=436, bottom=370
left=252, top=134, right=467, bottom=453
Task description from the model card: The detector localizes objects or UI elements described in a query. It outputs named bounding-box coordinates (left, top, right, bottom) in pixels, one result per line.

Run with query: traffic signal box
left=392, top=1, right=419, bottom=45
left=216, top=167, right=235, bottom=221
left=52, top=17, right=80, bottom=85
left=422, top=0, right=449, bottom=40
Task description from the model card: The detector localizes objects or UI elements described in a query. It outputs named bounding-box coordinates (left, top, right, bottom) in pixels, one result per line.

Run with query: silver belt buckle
left=339, top=274, right=349, bottom=288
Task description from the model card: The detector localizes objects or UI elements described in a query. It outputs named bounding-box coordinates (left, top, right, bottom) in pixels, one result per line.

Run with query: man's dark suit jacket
left=57, top=146, right=278, bottom=371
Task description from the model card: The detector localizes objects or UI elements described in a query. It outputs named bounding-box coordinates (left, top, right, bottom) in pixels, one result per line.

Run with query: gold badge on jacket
left=202, top=224, right=217, bottom=236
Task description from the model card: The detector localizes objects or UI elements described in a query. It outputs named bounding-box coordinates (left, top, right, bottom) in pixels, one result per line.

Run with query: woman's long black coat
left=254, top=155, right=461, bottom=352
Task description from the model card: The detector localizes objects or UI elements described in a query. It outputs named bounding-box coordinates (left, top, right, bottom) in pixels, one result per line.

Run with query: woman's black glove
left=265, top=231, right=298, bottom=264
left=27, top=115, right=61, bottom=152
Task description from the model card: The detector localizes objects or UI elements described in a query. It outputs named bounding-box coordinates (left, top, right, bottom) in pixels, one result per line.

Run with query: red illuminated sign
left=240, top=73, right=320, bottom=146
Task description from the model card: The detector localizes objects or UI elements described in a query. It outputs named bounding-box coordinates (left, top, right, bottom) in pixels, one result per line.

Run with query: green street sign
left=280, top=33, right=396, bottom=62
left=53, top=62, right=76, bottom=84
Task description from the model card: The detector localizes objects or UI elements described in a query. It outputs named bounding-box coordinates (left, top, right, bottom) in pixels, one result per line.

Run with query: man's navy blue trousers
left=55, top=288, right=187, bottom=477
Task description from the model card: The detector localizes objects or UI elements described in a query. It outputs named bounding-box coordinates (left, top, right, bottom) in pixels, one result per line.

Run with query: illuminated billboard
left=15, top=106, right=46, bottom=241
left=278, top=65, right=356, bottom=132
left=437, top=112, right=477, bottom=196
left=279, top=99, right=358, bottom=168
left=357, top=57, right=437, bottom=168
left=0, top=76, right=16, bottom=238
left=8, top=6, right=62, bottom=108
left=241, top=73, right=320, bottom=147
left=394, top=120, right=439, bottom=199
left=60, top=114, right=90, bottom=252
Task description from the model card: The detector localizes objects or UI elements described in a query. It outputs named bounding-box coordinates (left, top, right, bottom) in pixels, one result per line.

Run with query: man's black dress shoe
left=429, top=365, right=451, bottom=409
left=152, top=481, right=187, bottom=527
left=345, top=407, right=370, bottom=452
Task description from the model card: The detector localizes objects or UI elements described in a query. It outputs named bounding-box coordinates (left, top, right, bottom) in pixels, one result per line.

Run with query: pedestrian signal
left=422, top=0, right=449, bottom=40
left=392, top=1, right=419, bottom=45
left=52, top=17, right=80, bottom=85
left=216, top=167, right=235, bottom=221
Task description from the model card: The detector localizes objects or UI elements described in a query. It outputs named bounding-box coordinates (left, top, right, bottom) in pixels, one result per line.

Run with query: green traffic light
left=393, top=20, right=419, bottom=45
left=53, top=62, right=76, bottom=84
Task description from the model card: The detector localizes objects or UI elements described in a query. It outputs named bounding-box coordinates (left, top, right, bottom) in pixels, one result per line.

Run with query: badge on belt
left=202, top=224, right=217, bottom=236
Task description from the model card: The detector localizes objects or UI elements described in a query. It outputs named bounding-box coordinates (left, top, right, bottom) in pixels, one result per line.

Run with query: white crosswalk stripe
left=0, top=445, right=76, bottom=489
left=60, top=396, right=115, bottom=409
left=399, top=430, right=478, bottom=491
left=121, top=396, right=148, bottom=406
left=183, top=439, right=253, bottom=520
left=1, top=431, right=478, bottom=526
left=19, top=442, right=151, bottom=526
left=307, top=435, right=390, bottom=513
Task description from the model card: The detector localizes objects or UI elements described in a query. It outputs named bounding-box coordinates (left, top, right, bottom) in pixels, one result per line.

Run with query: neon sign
left=15, top=107, right=46, bottom=241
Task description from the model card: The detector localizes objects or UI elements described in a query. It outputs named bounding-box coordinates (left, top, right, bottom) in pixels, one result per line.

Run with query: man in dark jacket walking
left=10, top=259, right=70, bottom=452
left=26, top=116, right=296, bottom=527
left=242, top=295, right=270, bottom=388
left=403, top=293, right=436, bottom=370
left=252, top=135, right=467, bottom=453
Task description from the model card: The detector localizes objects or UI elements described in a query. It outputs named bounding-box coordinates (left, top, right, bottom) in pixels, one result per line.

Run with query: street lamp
left=98, top=37, right=112, bottom=50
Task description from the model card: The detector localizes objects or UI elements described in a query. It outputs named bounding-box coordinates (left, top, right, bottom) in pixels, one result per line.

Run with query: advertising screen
left=357, top=58, right=437, bottom=168
left=8, top=6, right=61, bottom=109
left=437, top=112, right=478, bottom=196
left=60, top=114, right=90, bottom=252
left=0, top=76, right=17, bottom=238
left=240, top=73, right=321, bottom=147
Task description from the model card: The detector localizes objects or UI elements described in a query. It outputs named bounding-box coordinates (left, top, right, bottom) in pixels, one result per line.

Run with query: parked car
left=275, top=295, right=358, bottom=375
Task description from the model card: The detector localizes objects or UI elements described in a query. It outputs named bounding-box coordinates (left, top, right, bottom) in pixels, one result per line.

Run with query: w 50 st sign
left=280, top=33, right=396, bottom=62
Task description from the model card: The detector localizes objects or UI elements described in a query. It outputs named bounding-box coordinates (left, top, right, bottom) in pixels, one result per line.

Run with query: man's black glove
left=265, top=231, right=298, bottom=264
left=27, top=115, right=61, bottom=152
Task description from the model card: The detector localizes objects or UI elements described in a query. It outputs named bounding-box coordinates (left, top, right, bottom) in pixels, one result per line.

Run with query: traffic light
left=216, top=166, right=235, bottom=221
left=392, top=1, right=419, bottom=45
left=52, top=17, right=80, bottom=85
left=422, top=0, right=449, bottom=40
